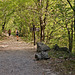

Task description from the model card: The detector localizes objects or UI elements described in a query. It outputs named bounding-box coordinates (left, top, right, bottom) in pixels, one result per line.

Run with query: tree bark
left=70, top=24, right=73, bottom=52
left=2, top=21, right=6, bottom=32
left=74, top=0, right=75, bottom=51
left=68, top=30, right=71, bottom=52
left=42, top=0, right=49, bottom=41
left=67, top=24, right=73, bottom=52
left=40, top=16, right=43, bottom=42
left=67, top=0, right=75, bottom=52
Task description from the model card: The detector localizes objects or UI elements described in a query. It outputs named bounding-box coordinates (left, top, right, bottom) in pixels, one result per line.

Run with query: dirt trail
left=0, top=35, right=56, bottom=75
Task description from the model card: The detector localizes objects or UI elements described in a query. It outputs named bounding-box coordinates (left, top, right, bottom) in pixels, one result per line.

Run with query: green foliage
left=0, top=0, right=74, bottom=52
left=48, top=49, right=75, bottom=74
left=48, top=49, right=70, bottom=58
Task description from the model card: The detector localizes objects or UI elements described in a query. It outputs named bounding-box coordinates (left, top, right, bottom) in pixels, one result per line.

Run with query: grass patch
left=48, top=50, right=70, bottom=58
left=48, top=50, right=75, bottom=75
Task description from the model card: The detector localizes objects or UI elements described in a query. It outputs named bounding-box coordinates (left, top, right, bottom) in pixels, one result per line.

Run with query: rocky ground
left=0, top=35, right=57, bottom=75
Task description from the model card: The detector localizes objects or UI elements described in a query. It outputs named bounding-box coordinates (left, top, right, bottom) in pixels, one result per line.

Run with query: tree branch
left=67, top=0, right=74, bottom=11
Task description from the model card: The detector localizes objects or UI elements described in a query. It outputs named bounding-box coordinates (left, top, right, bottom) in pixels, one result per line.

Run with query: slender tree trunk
left=67, top=0, right=75, bottom=52
left=39, top=0, right=43, bottom=42
left=70, top=23, right=73, bottom=52
left=40, top=16, right=43, bottom=42
left=69, top=32, right=73, bottom=52
left=68, top=30, right=71, bottom=52
left=74, top=0, right=75, bottom=50
left=2, top=21, right=6, bottom=32
left=42, top=0, right=49, bottom=41
left=42, top=25, right=45, bottom=41
left=70, top=30, right=73, bottom=52
left=40, top=26, right=42, bottom=42
left=68, top=23, right=73, bottom=52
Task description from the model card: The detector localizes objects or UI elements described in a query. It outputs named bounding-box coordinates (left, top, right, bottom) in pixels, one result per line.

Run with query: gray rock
left=53, top=44, right=60, bottom=51
left=37, top=42, right=50, bottom=52
left=35, top=53, right=42, bottom=60
left=60, top=47, right=69, bottom=52
left=53, top=44, right=69, bottom=52
left=41, top=51, right=49, bottom=59
left=35, top=52, right=50, bottom=60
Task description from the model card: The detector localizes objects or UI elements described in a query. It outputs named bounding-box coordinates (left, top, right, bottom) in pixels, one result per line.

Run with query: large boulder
left=37, top=42, right=50, bottom=52
left=35, top=51, right=50, bottom=60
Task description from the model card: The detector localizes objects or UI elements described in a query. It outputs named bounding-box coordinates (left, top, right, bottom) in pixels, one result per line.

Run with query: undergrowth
left=48, top=50, right=75, bottom=75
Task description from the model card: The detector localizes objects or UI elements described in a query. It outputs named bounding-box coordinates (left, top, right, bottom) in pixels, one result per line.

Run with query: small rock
left=60, top=47, right=69, bottom=52
left=35, top=53, right=42, bottom=60
left=69, top=72, right=72, bottom=74
left=59, top=57, right=63, bottom=59
left=35, top=52, right=50, bottom=60
left=53, top=44, right=59, bottom=51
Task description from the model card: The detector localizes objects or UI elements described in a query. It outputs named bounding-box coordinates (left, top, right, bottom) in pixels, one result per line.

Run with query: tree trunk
left=68, top=24, right=73, bottom=52
left=40, top=26, right=42, bottom=42
left=42, top=25, right=45, bottom=41
left=70, top=29, right=73, bottom=52
left=2, top=21, right=6, bottom=32
left=42, top=0, right=49, bottom=41
left=67, top=0, right=75, bottom=52
left=68, top=30, right=71, bottom=52
left=74, top=2, right=75, bottom=51
left=69, top=23, right=73, bottom=52
left=40, top=16, right=43, bottom=42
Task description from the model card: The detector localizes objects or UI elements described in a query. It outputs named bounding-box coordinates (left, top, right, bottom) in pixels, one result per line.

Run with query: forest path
left=0, top=35, right=56, bottom=75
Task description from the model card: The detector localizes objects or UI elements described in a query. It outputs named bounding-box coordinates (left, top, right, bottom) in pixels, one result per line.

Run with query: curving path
left=0, top=35, right=56, bottom=75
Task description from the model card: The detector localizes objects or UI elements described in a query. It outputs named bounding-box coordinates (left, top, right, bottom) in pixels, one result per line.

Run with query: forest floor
left=0, top=33, right=75, bottom=75
left=0, top=34, right=57, bottom=75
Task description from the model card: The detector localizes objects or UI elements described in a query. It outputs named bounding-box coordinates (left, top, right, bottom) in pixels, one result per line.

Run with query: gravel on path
left=0, top=35, right=57, bottom=75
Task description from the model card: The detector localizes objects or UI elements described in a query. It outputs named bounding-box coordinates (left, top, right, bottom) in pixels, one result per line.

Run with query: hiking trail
left=0, top=35, right=56, bottom=75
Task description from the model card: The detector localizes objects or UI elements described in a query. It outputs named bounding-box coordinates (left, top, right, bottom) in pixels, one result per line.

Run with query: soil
left=0, top=35, right=57, bottom=75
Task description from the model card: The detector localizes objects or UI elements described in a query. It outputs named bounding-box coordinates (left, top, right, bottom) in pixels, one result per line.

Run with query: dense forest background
left=0, top=0, right=75, bottom=53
